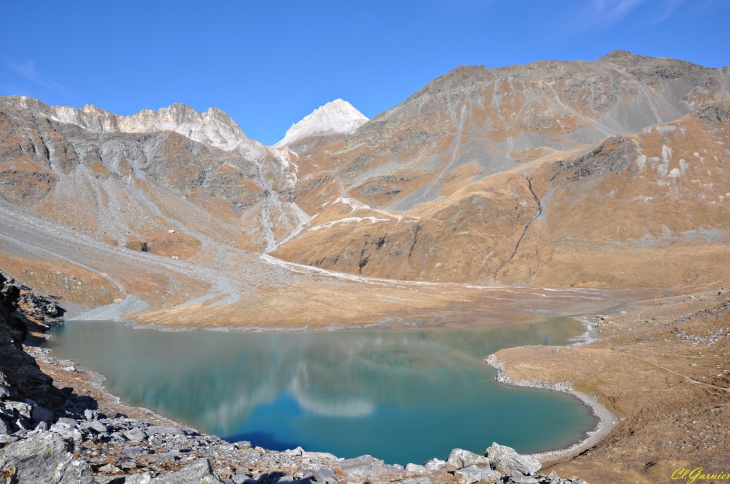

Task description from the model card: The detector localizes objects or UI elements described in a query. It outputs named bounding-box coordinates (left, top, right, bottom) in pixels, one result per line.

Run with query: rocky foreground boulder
left=0, top=431, right=94, bottom=484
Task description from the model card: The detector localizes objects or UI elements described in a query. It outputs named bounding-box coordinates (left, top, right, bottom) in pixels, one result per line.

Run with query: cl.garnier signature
left=673, top=467, right=730, bottom=483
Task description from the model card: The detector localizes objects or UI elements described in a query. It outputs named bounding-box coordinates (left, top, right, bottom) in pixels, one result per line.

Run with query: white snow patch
left=311, top=216, right=390, bottom=231
left=275, top=99, right=368, bottom=147
left=334, top=197, right=402, bottom=221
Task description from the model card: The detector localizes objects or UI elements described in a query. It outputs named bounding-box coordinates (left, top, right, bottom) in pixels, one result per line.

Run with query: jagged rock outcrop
left=1, top=96, right=247, bottom=151
left=697, top=99, right=730, bottom=123
left=0, top=273, right=64, bottom=408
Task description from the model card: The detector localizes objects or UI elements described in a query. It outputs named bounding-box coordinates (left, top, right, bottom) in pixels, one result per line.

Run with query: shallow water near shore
left=47, top=317, right=596, bottom=465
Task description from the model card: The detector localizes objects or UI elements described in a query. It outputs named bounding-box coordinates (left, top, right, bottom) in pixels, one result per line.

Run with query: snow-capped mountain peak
left=275, top=99, right=368, bottom=147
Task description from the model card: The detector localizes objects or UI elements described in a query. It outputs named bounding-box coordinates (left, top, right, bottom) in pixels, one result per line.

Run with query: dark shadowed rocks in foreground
left=0, top=272, right=65, bottom=409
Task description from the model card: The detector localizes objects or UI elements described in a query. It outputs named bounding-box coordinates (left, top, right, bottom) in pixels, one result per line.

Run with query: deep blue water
left=47, top=317, right=596, bottom=465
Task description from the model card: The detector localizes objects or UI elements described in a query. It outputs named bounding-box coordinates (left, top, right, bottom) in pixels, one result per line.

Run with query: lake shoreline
left=53, top=313, right=605, bottom=463
left=485, top=353, right=615, bottom=464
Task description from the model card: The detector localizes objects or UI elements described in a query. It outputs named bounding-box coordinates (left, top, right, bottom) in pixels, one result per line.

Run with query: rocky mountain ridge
left=4, top=96, right=248, bottom=151
left=287, top=50, right=730, bottom=214
left=0, top=94, right=306, bottom=257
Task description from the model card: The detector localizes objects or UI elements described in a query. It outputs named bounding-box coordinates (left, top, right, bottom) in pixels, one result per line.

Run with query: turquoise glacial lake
left=47, top=318, right=596, bottom=465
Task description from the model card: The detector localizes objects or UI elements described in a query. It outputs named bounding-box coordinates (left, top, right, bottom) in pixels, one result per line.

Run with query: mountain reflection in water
left=48, top=318, right=596, bottom=464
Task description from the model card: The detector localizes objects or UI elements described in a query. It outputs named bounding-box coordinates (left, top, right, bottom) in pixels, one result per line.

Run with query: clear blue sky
left=1, top=0, right=729, bottom=145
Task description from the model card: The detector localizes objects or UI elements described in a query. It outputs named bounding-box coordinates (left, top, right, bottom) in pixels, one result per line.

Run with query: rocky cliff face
left=0, top=272, right=64, bottom=408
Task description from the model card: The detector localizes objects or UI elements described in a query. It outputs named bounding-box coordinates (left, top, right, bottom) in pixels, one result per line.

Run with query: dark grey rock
left=109, top=431, right=127, bottom=441
left=0, top=431, right=94, bottom=484
left=125, top=427, right=148, bottom=443
left=95, top=476, right=127, bottom=484
left=405, top=463, right=428, bottom=474
left=31, top=403, right=53, bottom=423
left=484, top=443, right=541, bottom=476
left=508, top=475, right=539, bottom=484
left=558, top=136, right=638, bottom=182
left=149, top=458, right=223, bottom=483
left=312, top=465, right=337, bottom=484
left=125, top=472, right=154, bottom=484
left=14, top=417, right=32, bottom=431
left=697, top=101, right=730, bottom=124
left=445, top=448, right=491, bottom=471
left=147, top=425, right=184, bottom=436
left=51, top=420, right=83, bottom=443
left=339, top=454, right=384, bottom=476
left=81, top=419, right=110, bottom=434
left=453, top=465, right=501, bottom=484
left=0, top=417, right=10, bottom=435
left=4, top=401, right=32, bottom=419
left=422, top=458, right=448, bottom=472
left=122, top=445, right=146, bottom=455
left=0, top=406, right=13, bottom=420
left=150, top=451, right=180, bottom=464
left=0, top=273, right=65, bottom=408
left=98, top=463, right=122, bottom=473
left=231, top=473, right=253, bottom=484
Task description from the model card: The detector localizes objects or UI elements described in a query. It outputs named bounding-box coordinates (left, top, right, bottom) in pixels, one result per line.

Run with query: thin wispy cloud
left=650, top=0, right=686, bottom=24
left=572, top=0, right=648, bottom=31
left=8, top=60, right=72, bottom=97
left=566, top=0, right=699, bottom=32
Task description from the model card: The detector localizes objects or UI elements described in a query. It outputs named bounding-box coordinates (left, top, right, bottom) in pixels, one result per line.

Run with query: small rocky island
left=0, top=272, right=588, bottom=484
